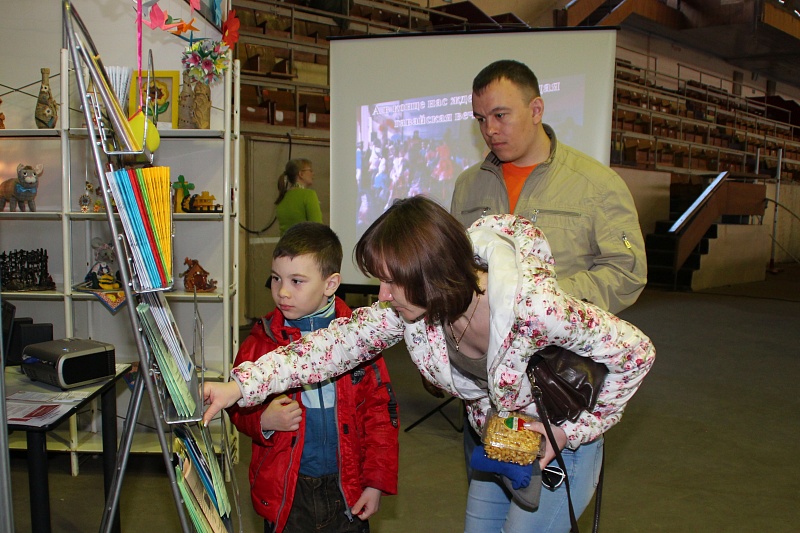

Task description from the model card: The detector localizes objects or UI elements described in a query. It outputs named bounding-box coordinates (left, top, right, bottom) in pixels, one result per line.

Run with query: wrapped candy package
left=482, top=411, right=542, bottom=465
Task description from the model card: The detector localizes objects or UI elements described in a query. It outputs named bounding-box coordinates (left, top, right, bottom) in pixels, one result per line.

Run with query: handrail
left=667, top=172, right=768, bottom=279
left=668, top=172, right=727, bottom=234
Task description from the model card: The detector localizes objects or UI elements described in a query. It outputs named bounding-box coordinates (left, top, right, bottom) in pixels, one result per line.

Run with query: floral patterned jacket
left=232, top=214, right=656, bottom=449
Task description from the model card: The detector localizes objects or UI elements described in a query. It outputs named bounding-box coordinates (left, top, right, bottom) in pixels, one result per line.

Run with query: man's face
left=472, top=77, right=544, bottom=167
left=270, top=254, right=336, bottom=320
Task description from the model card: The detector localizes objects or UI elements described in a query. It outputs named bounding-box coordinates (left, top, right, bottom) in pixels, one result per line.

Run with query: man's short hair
left=274, top=222, right=343, bottom=278
left=473, top=59, right=541, bottom=100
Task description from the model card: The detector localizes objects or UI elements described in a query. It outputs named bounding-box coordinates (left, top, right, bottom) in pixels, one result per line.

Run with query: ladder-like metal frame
left=62, top=2, right=193, bottom=531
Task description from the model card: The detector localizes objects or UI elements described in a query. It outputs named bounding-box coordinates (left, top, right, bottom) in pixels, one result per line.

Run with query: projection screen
left=330, top=28, right=618, bottom=286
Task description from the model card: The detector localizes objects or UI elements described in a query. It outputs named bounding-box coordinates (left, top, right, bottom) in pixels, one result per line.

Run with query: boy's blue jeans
left=464, top=437, right=603, bottom=533
left=275, top=473, right=369, bottom=533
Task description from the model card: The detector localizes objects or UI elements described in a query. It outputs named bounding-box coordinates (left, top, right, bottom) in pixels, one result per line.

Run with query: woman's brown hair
left=355, top=196, right=484, bottom=323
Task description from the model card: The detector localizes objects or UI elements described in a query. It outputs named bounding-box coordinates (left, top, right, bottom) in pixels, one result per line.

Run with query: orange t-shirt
left=502, top=163, right=537, bottom=213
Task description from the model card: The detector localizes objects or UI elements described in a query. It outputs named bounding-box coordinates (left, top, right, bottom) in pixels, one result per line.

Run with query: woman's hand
left=202, top=381, right=243, bottom=426
left=260, top=395, right=302, bottom=432
left=525, top=420, right=568, bottom=468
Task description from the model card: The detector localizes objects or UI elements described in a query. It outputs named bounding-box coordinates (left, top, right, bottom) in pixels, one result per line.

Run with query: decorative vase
left=177, top=73, right=195, bottom=129
left=192, top=82, right=211, bottom=130
left=35, top=67, right=58, bottom=129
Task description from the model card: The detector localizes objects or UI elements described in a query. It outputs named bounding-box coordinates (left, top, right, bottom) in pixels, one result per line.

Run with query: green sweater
left=276, top=187, right=323, bottom=235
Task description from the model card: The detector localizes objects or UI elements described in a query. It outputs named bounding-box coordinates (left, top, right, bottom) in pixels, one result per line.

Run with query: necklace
left=449, top=292, right=481, bottom=352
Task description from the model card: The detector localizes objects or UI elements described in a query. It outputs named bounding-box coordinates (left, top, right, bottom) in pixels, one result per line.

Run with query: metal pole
left=768, top=149, right=783, bottom=273
left=0, top=292, right=16, bottom=533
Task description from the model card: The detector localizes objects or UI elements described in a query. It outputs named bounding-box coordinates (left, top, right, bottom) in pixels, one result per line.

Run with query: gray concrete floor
left=7, top=264, right=800, bottom=532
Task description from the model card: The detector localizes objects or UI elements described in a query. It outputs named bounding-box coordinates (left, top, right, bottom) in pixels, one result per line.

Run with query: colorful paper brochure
left=174, top=424, right=232, bottom=528
left=105, top=166, right=172, bottom=290
left=141, top=292, right=194, bottom=381
left=136, top=302, right=196, bottom=418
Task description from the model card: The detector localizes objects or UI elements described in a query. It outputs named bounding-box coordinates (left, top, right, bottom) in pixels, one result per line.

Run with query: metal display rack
left=62, top=2, right=241, bottom=531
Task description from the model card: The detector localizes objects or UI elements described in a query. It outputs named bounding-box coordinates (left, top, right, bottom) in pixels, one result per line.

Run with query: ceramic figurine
left=187, top=191, right=223, bottom=213
left=0, top=163, right=43, bottom=212
left=172, top=175, right=195, bottom=213
left=179, top=257, right=217, bottom=293
left=35, top=67, right=58, bottom=129
left=0, top=96, right=5, bottom=129
left=192, top=82, right=211, bottom=129
left=177, top=73, right=195, bottom=129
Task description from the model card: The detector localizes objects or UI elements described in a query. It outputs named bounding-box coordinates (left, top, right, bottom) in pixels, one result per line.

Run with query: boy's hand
left=261, top=394, right=302, bottom=432
left=350, top=487, right=382, bottom=520
left=202, top=381, right=243, bottom=426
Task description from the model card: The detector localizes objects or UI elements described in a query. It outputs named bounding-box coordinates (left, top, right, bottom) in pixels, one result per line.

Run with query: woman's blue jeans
left=464, top=437, right=604, bottom=533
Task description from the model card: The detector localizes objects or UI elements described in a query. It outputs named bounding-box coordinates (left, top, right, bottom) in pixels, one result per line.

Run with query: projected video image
left=355, top=91, right=485, bottom=233
left=353, top=76, right=586, bottom=234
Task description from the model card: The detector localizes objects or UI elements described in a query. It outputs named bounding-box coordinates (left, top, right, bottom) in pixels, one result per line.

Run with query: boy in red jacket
left=228, top=222, right=399, bottom=533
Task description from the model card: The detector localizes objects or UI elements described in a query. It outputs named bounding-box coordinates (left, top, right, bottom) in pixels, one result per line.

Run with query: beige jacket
left=450, top=124, right=647, bottom=314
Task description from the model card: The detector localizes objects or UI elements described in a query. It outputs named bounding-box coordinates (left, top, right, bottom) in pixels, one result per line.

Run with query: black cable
left=239, top=217, right=276, bottom=234
left=239, top=132, right=296, bottom=234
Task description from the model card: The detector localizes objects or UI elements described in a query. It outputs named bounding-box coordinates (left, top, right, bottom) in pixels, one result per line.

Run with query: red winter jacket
left=227, top=297, right=399, bottom=532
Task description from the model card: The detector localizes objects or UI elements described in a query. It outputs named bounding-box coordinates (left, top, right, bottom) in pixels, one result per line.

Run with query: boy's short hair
left=273, top=222, right=343, bottom=278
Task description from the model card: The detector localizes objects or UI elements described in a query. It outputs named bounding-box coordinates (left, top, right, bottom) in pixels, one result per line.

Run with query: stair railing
left=667, top=171, right=768, bottom=288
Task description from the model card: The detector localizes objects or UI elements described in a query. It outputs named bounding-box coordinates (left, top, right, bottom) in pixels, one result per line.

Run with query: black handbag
left=526, top=345, right=608, bottom=425
left=526, top=346, right=608, bottom=533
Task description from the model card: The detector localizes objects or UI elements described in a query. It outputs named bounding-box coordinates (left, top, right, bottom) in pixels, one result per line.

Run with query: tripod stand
left=404, top=395, right=464, bottom=433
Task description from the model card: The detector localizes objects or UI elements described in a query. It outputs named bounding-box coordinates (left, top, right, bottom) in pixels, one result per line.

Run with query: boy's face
left=270, top=254, right=339, bottom=320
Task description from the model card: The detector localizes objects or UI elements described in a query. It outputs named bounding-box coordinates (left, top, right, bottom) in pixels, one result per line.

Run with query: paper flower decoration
left=221, top=10, right=240, bottom=49
left=181, top=39, right=230, bottom=86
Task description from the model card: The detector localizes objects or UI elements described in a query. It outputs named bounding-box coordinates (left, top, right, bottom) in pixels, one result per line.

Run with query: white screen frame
left=330, top=28, right=618, bottom=287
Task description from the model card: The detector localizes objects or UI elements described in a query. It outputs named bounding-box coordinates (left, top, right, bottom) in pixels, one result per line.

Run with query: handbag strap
left=593, top=452, right=604, bottom=533
left=531, top=385, right=604, bottom=533
left=532, top=386, right=580, bottom=533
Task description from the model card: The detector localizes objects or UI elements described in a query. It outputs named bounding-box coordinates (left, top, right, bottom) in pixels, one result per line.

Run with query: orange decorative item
left=179, top=257, right=217, bottom=293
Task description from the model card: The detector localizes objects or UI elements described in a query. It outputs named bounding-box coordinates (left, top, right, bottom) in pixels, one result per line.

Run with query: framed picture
left=129, top=70, right=180, bottom=129
left=186, top=0, right=223, bottom=30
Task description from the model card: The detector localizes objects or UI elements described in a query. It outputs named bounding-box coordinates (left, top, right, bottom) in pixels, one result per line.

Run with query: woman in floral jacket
left=204, top=196, right=655, bottom=532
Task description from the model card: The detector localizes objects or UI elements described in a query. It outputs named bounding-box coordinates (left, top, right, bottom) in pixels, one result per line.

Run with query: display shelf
left=67, top=211, right=120, bottom=221
left=68, top=127, right=225, bottom=139
left=1, top=289, right=66, bottom=301
left=0, top=211, right=62, bottom=221
left=160, top=128, right=225, bottom=138
left=7, top=424, right=106, bottom=453
left=164, top=290, right=228, bottom=302
left=5, top=408, right=201, bottom=455
left=1, top=45, right=240, bottom=483
left=0, top=128, right=61, bottom=138
left=173, top=212, right=226, bottom=221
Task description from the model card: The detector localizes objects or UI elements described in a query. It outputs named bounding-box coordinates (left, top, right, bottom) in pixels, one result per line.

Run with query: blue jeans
left=278, top=473, right=369, bottom=533
left=464, top=437, right=604, bottom=533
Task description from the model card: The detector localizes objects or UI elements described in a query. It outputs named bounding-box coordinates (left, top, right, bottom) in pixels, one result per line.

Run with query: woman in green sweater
left=275, top=158, right=323, bottom=235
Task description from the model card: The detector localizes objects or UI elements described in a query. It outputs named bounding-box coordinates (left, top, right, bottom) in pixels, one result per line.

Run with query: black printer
left=21, top=338, right=116, bottom=389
